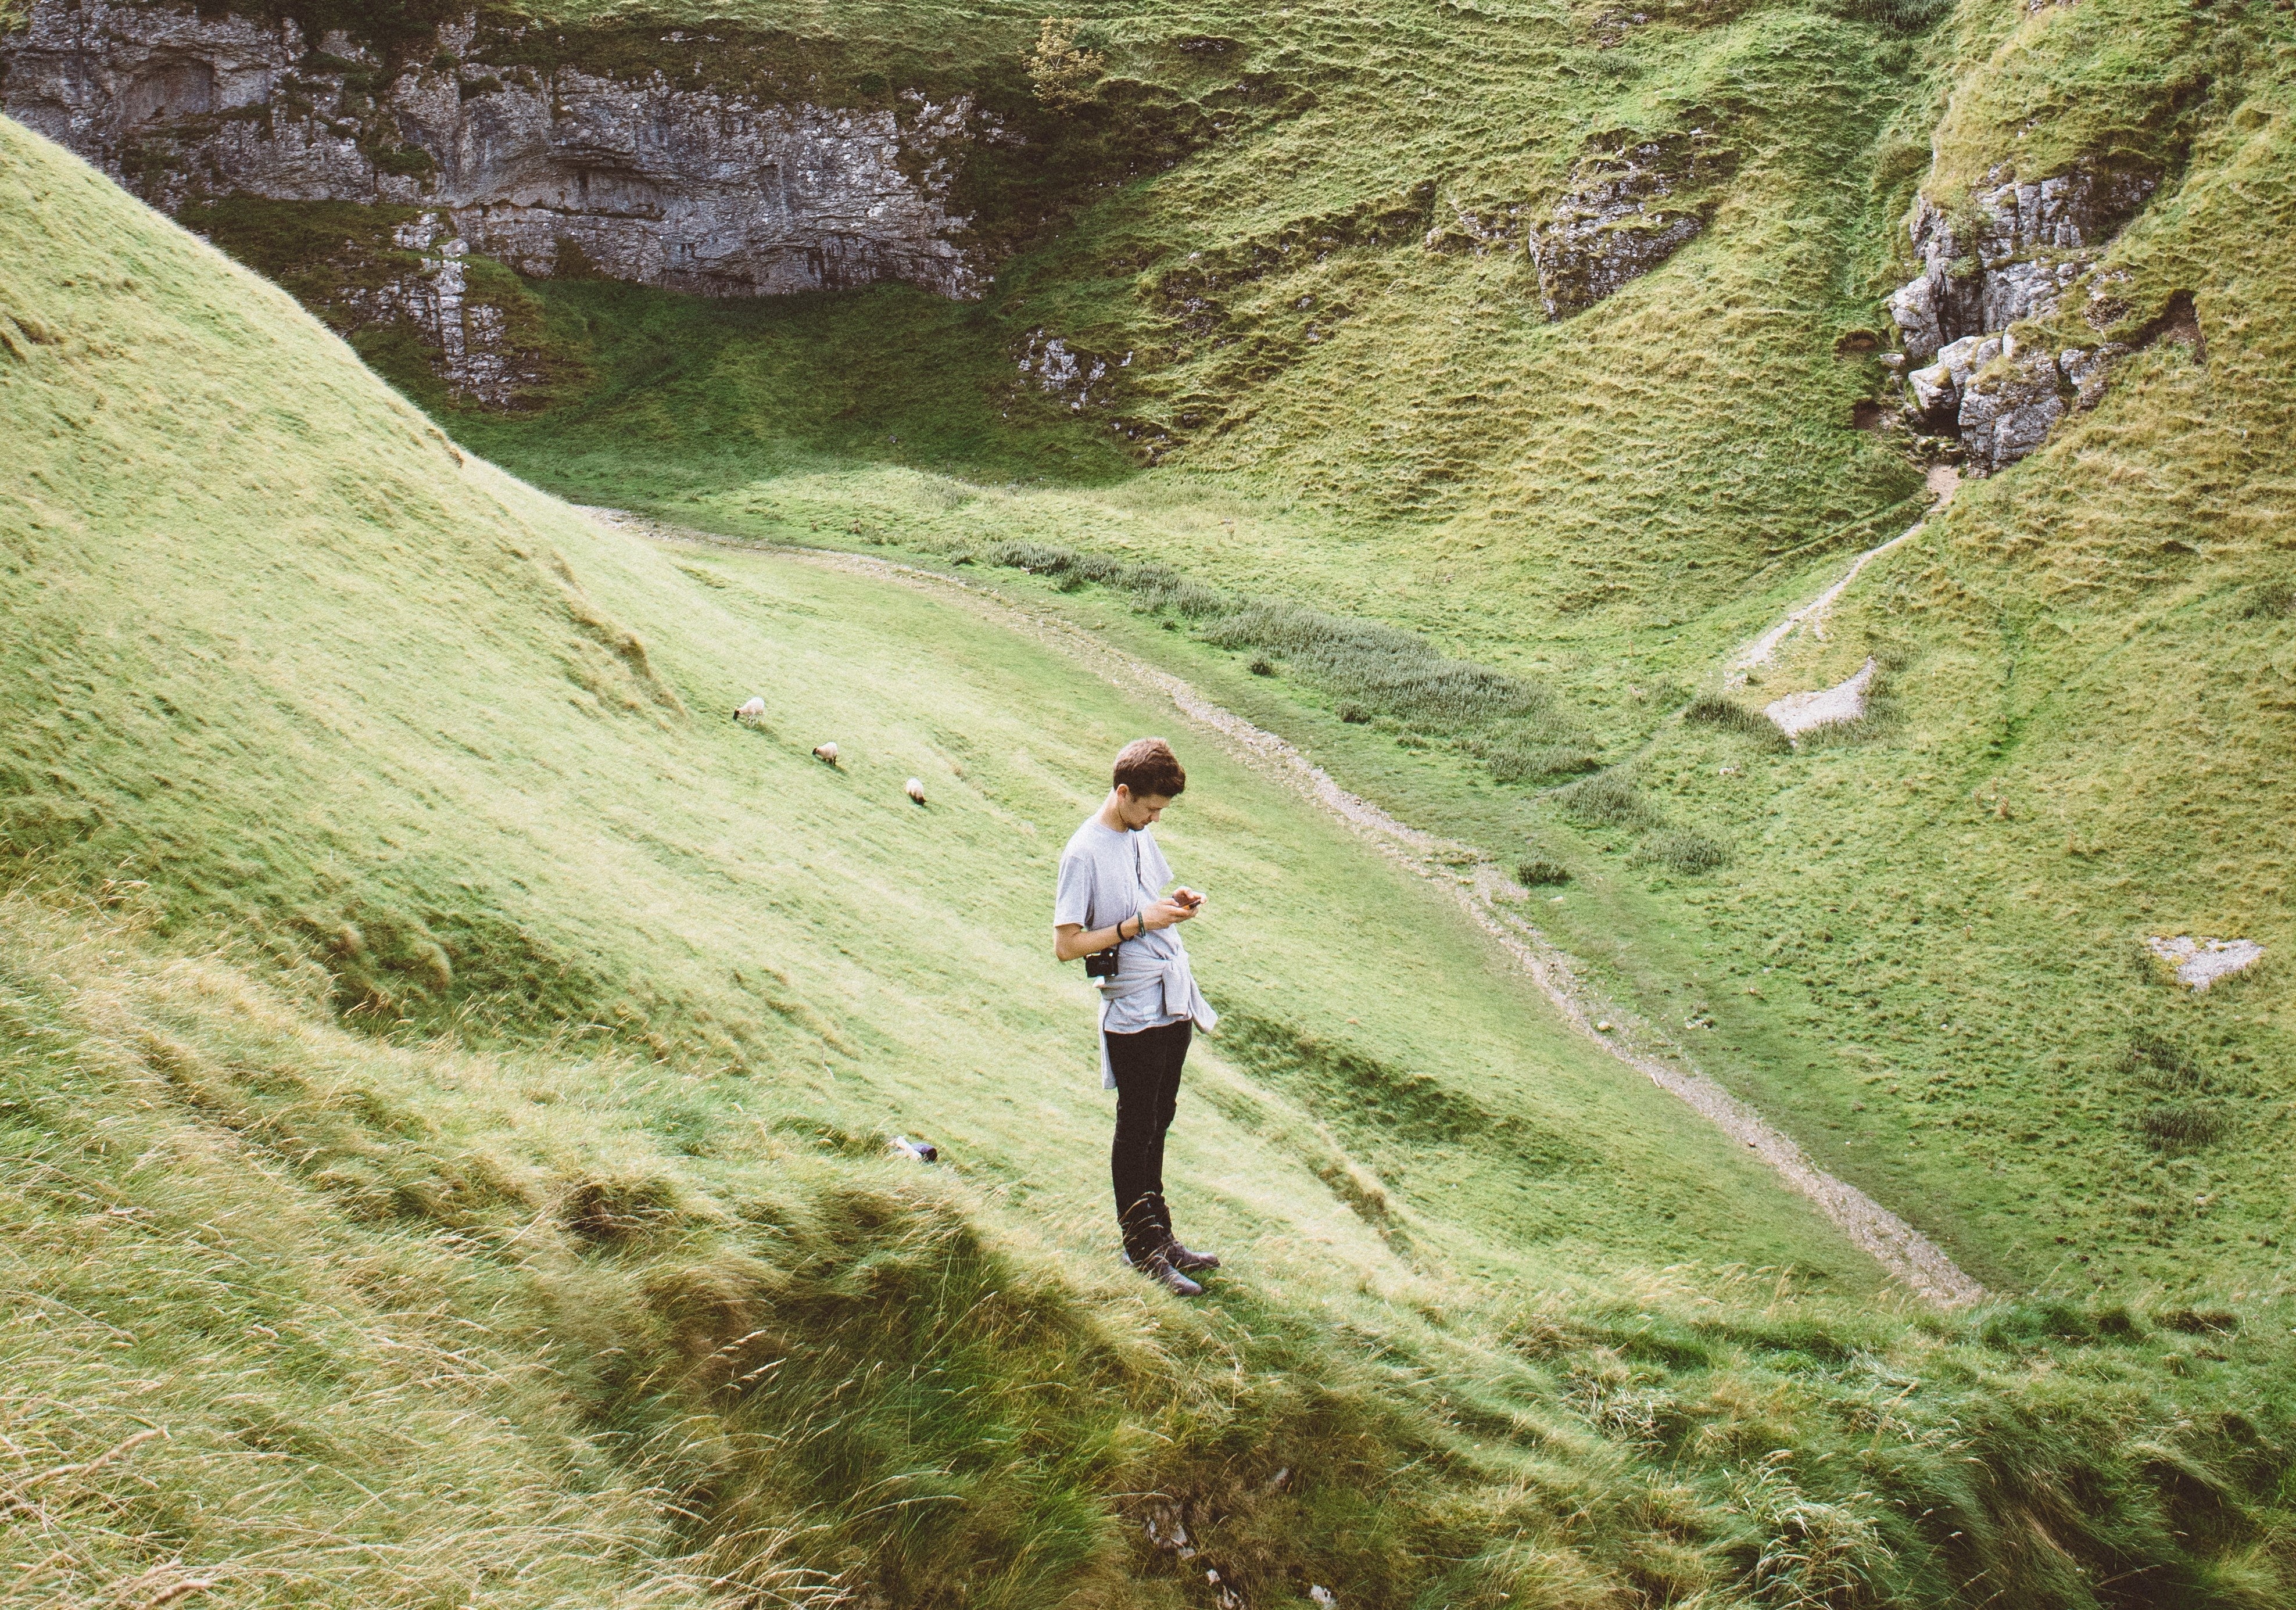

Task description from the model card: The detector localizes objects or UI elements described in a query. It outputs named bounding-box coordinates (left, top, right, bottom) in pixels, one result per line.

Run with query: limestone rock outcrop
left=1527, top=128, right=1733, bottom=321
left=1903, top=329, right=2139, bottom=475
left=341, top=213, right=545, bottom=408
left=1883, top=159, right=2158, bottom=470
left=0, top=0, right=991, bottom=301
left=1886, top=161, right=2157, bottom=365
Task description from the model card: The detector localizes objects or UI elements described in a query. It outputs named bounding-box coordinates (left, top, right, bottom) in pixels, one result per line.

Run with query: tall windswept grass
left=10, top=885, right=2295, bottom=1608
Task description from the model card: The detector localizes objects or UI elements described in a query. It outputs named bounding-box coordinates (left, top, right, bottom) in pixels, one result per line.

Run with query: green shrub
left=1516, top=858, right=1571, bottom=887
left=1025, top=17, right=1104, bottom=111
left=371, top=145, right=437, bottom=178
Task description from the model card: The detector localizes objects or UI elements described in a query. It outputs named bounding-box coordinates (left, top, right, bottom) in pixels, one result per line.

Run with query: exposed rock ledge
left=0, top=0, right=990, bottom=300
left=1526, top=127, right=1734, bottom=321
left=1886, top=160, right=2156, bottom=365
left=1883, top=159, right=2159, bottom=472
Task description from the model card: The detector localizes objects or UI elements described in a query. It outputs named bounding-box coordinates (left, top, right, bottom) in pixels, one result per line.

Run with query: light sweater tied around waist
left=1094, top=953, right=1219, bottom=1088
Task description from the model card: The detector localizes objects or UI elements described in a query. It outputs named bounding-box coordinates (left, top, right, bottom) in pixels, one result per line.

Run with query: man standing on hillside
left=1053, top=737, right=1223, bottom=1297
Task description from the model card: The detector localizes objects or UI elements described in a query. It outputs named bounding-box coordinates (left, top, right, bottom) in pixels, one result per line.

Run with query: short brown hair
left=1112, top=737, right=1186, bottom=798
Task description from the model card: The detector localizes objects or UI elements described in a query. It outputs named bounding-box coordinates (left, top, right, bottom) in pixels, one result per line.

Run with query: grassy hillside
left=11, top=109, right=2296, bottom=1608
left=282, top=0, right=2290, bottom=1311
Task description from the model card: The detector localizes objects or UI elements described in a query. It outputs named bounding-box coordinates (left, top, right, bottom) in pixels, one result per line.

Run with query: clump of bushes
left=1024, top=16, right=1104, bottom=110
left=1470, top=729, right=1600, bottom=784
left=979, top=540, right=1592, bottom=778
left=1199, top=600, right=1549, bottom=733
left=1557, top=769, right=1657, bottom=829
left=1516, top=858, right=1571, bottom=887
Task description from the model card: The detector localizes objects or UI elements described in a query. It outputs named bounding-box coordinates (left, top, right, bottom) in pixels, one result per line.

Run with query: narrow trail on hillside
left=1728, top=467, right=1951, bottom=688
left=594, top=509, right=1985, bottom=1311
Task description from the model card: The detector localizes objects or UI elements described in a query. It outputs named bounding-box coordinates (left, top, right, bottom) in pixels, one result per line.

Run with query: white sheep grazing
left=812, top=741, right=840, bottom=766
left=904, top=777, right=926, bottom=805
left=734, top=696, right=766, bottom=725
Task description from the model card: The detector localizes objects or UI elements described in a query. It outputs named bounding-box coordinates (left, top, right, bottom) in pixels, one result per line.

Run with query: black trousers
left=1106, top=1017, right=1192, bottom=1257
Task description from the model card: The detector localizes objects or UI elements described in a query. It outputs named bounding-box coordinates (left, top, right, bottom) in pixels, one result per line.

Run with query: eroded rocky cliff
left=2, top=2, right=993, bottom=300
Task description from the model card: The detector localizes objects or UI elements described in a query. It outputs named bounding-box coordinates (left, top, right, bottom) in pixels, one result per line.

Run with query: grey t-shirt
left=1054, top=816, right=1189, bottom=1034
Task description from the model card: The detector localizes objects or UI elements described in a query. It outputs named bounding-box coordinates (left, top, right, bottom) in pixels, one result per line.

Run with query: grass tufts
left=1644, top=828, right=1730, bottom=875
left=1557, top=769, right=1659, bottom=830
left=2137, top=1101, right=2227, bottom=1152
left=1685, top=695, right=1787, bottom=748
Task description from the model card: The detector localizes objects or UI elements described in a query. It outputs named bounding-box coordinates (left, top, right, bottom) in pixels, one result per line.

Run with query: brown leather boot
left=1130, top=1246, right=1204, bottom=1298
left=1158, top=1234, right=1221, bottom=1274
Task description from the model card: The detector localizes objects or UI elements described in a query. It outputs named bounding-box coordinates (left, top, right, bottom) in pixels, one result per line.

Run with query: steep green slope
left=10, top=114, right=2296, bottom=1609
left=0, top=112, right=1854, bottom=1289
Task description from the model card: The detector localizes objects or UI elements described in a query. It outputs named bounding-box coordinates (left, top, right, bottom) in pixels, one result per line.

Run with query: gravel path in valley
left=595, top=508, right=1987, bottom=1310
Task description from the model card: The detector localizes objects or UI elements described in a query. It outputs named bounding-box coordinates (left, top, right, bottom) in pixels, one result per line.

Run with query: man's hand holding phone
left=1141, top=887, right=1205, bottom=931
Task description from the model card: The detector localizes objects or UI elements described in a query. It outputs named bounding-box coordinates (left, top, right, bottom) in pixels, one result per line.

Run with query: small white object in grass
left=905, top=777, right=926, bottom=805
left=887, top=1134, right=937, bottom=1163
left=2146, top=934, right=2263, bottom=991
left=812, top=741, right=839, bottom=765
left=734, top=695, right=766, bottom=725
left=1765, top=657, right=1878, bottom=739
left=1311, top=1589, right=1338, bottom=1608
left=1144, top=1500, right=1189, bottom=1553
left=1596, top=1020, right=1613, bottom=1032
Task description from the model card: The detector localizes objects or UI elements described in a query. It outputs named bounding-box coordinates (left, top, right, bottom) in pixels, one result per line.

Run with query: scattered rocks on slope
left=1527, top=127, right=1734, bottom=320
left=0, top=0, right=990, bottom=300
left=1015, top=328, right=1125, bottom=413
left=2147, top=935, right=2265, bottom=992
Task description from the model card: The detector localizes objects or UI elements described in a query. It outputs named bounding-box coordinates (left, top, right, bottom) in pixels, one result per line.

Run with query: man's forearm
left=1055, top=916, right=1140, bottom=961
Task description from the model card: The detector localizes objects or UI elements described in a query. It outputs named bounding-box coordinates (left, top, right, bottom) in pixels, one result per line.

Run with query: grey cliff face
left=0, top=0, right=991, bottom=301
left=1884, top=159, right=2158, bottom=471
left=343, top=213, right=546, bottom=409
left=1886, top=162, right=2157, bottom=365
left=1527, top=128, right=1732, bottom=321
